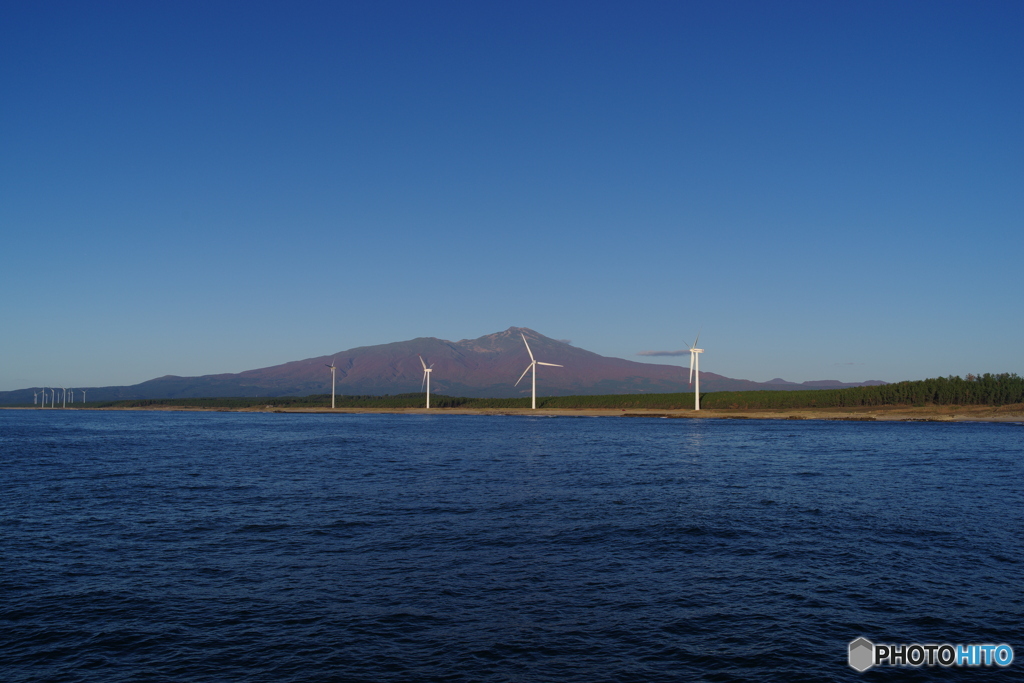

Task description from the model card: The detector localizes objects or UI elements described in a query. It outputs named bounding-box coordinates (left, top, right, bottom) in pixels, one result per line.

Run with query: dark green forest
left=87, top=373, right=1024, bottom=410
left=700, top=373, right=1024, bottom=409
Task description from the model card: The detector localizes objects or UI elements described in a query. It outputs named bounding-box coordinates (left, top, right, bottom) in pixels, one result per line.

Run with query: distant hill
left=0, top=327, right=886, bottom=404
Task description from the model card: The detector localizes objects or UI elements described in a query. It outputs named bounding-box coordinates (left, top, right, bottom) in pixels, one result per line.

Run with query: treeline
left=97, top=396, right=325, bottom=409
left=102, top=394, right=541, bottom=409
left=96, top=395, right=426, bottom=409
left=701, top=373, right=1024, bottom=409
left=95, top=374, right=1024, bottom=411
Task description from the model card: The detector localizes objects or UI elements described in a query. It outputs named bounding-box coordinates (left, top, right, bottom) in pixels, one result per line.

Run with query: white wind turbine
left=514, top=333, right=563, bottom=410
left=687, top=332, right=704, bottom=411
left=418, top=355, right=433, bottom=409
left=326, top=358, right=337, bottom=409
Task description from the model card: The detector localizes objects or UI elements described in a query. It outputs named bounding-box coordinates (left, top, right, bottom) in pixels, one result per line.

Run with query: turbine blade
left=689, top=352, right=694, bottom=384
left=521, top=333, right=534, bottom=361
left=514, top=363, right=533, bottom=387
left=419, top=355, right=427, bottom=370
left=421, top=371, right=427, bottom=390
left=537, top=362, right=562, bottom=367
left=693, top=329, right=701, bottom=347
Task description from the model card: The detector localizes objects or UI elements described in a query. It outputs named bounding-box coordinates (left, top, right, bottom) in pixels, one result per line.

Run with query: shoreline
left=10, top=404, right=1023, bottom=423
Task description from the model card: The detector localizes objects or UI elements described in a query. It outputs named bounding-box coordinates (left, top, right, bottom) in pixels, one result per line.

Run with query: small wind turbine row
left=34, top=387, right=87, bottom=408
left=324, top=331, right=705, bottom=411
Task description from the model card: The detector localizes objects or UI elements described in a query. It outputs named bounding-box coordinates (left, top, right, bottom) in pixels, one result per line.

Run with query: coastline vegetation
left=84, top=373, right=1024, bottom=410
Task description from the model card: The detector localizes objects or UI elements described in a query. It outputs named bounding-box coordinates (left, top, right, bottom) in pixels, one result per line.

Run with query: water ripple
left=1, top=411, right=1021, bottom=681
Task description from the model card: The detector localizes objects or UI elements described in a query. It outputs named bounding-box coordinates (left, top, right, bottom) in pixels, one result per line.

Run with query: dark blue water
left=2, top=411, right=1021, bottom=682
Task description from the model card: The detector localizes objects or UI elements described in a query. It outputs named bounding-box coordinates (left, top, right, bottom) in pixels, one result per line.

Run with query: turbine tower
left=326, top=358, right=337, bottom=409
left=419, top=355, right=433, bottom=409
left=687, top=333, right=704, bottom=411
left=514, top=333, right=563, bottom=410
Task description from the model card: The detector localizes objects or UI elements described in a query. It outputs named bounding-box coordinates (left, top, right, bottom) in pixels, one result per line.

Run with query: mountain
left=0, top=327, right=886, bottom=404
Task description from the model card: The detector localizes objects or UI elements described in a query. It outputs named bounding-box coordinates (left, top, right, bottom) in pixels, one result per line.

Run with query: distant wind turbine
left=514, top=333, right=563, bottom=410
left=61, top=387, right=67, bottom=409
left=34, top=391, right=38, bottom=406
left=81, top=389, right=87, bottom=403
left=687, top=332, right=704, bottom=411
left=418, top=355, right=434, bottom=409
left=326, top=358, right=337, bottom=409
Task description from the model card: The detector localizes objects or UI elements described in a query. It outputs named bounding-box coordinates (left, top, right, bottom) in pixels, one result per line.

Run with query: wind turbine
left=81, top=389, right=87, bottom=403
left=34, top=391, right=38, bottom=406
left=325, top=358, right=337, bottom=409
left=687, top=333, right=704, bottom=411
left=514, top=333, right=563, bottom=410
left=418, top=355, right=433, bottom=409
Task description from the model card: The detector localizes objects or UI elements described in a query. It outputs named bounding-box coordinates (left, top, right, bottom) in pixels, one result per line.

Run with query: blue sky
left=2, top=1, right=1021, bottom=391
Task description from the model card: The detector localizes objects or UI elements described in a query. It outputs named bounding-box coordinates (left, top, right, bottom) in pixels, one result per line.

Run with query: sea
left=1, top=410, right=1022, bottom=682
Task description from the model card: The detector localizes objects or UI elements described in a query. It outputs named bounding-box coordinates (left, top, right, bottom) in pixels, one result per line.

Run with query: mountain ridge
left=0, top=327, right=886, bottom=404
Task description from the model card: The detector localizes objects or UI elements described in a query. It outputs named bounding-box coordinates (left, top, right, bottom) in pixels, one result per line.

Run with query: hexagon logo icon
left=848, top=638, right=874, bottom=672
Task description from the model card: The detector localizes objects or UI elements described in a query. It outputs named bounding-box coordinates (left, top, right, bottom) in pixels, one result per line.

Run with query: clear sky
left=2, top=1, right=1021, bottom=391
